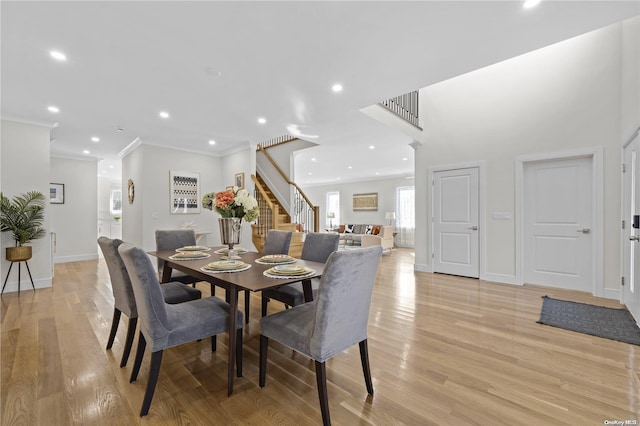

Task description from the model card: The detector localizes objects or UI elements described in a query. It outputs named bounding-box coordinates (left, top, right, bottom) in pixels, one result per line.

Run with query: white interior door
left=433, top=168, right=479, bottom=278
left=623, top=135, right=640, bottom=322
left=523, top=157, right=593, bottom=291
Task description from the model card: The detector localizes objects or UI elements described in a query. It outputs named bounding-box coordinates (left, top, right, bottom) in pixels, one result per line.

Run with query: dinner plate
left=255, top=254, right=296, bottom=265
left=263, top=266, right=315, bottom=279
left=214, top=247, right=249, bottom=255
left=201, top=260, right=251, bottom=273
left=175, top=245, right=211, bottom=252
left=168, top=252, right=210, bottom=260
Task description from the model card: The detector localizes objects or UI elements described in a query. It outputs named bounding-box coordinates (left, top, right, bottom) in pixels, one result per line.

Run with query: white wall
left=412, top=20, right=638, bottom=298
left=0, top=120, right=52, bottom=292
left=122, top=143, right=225, bottom=251
left=301, top=176, right=413, bottom=227
left=50, top=157, right=98, bottom=263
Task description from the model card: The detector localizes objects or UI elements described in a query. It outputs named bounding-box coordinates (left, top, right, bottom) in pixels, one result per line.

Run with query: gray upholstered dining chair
left=155, top=229, right=204, bottom=289
left=259, top=246, right=383, bottom=426
left=261, top=232, right=339, bottom=316
left=98, top=237, right=202, bottom=368
left=118, top=242, right=244, bottom=417
left=262, top=229, right=292, bottom=255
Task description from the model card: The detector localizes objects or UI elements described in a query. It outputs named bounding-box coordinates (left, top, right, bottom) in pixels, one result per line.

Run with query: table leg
left=160, top=263, right=172, bottom=283
left=302, top=279, right=313, bottom=303
left=18, top=263, right=21, bottom=294
left=227, top=287, right=238, bottom=396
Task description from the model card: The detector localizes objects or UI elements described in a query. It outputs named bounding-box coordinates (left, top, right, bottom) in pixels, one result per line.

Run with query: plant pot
left=6, top=246, right=32, bottom=262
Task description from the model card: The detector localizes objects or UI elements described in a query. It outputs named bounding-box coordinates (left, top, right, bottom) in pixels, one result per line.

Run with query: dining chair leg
left=315, top=360, right=331, bottom=426
left=106, top=308, right=121, bottom=350
left=359, top=339, right=374, bottom=395
left=140, top=350, right=163, bottom=417
left=244, top=290, right=250, bottom=324
left=261, top=295, right=269, bottom=317
left=236, top=329, right=243, bottom=378
left=211, top=335, right=217, bottom=352
left=120, top=317, right=138, bottom=368
left=259, top=335, right=268, bottom=387
left=130, top=332, right=146, bottom=383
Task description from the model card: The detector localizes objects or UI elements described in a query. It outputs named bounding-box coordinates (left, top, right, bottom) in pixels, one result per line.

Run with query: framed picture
left=353, top=192, right=378, bottom=211
left=235, top=172, right=245, bottom=189
left=170, top=171, right=200, bottom=214
left=50, top=183, right=65, bottom=204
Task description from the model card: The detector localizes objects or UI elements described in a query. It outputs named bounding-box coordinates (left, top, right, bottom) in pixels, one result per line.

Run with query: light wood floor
left=2, top=248, right=640, bottom=425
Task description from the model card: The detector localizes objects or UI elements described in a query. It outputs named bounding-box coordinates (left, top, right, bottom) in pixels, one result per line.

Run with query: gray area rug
left=537, top=296, right=640, bottom=345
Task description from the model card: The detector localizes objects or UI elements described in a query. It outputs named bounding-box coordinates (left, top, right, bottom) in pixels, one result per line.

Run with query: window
left=326, top=191, right=340, bottom=229
left=395, top=186, right=415, bottom=247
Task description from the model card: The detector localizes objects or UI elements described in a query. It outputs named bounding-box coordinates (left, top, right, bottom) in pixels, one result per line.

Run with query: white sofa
left=361, top=226, right=394, bottom=252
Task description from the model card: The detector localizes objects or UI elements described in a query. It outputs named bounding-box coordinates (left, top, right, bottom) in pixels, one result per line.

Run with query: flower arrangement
left=202, top=187, right=259, bottom=222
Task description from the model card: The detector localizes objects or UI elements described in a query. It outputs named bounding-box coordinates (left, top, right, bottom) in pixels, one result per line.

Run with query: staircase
left=251, top=174, right=304, bottom=257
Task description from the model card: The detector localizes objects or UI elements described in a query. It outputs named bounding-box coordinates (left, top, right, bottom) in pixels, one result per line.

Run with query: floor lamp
left=327, top=212, right=335, bottom=229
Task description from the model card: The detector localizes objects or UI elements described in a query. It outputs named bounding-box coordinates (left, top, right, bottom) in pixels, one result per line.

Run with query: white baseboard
left=54, top=253, right=99, bottom=264
left=414, top=263, right=432, bottom=273
left=482, top=273, right=518, bottom=285
left=602, top=288, right=621, bottom=301
left=1, top=276, right=52, bottom=294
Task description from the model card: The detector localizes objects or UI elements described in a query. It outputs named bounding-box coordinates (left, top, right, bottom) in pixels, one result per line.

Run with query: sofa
left=338, top=224, right=384, bottom=246
left=361, top=226, right=394, bottom=252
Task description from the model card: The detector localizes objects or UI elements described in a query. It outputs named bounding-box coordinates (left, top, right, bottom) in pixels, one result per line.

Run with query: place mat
left=201, top=260, right=251, bottom=274
left=214, top=247, right=249, bottom=255
left=175, top=245, right=211, bottom=252
left=255, top=254, right=296, bottom=265
left=168, top=252, right=211, bottom=260
left=263, top=265, right=315, bottom=279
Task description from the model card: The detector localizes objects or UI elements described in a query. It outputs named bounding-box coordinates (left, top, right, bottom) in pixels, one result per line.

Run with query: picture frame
left=353, top=192, right=378, bottom=211
left=50, top=183, right=65, bottom=204
left=170, top=170, right=200, bottom=214
left=235, top=172, right=245, bottom=189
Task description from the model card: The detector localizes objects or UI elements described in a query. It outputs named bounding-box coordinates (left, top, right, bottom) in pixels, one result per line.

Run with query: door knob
left=630, top=235, right=640, bottom=241
left=468, top=226, right=478, bottom=231
left=576, top=228, right=590, bottom=234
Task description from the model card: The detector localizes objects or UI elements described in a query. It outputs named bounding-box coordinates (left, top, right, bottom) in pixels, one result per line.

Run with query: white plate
left=176, top=246, right=211, bottom=252
left=168, top=252, right=211, bottom=261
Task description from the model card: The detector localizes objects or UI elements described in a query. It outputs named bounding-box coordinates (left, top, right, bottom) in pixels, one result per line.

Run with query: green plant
left=0, top=191, right=46, bottom=246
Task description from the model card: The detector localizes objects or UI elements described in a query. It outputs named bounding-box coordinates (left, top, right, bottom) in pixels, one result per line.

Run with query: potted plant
left=0, top=191, right=46, bottom=262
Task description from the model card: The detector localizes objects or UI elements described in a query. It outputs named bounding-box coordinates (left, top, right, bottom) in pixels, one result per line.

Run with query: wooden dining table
left=148, top=248, right=325, bottom=396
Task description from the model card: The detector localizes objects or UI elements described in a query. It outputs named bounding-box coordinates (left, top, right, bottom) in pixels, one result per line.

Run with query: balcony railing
left=380, top=90, right=422, bottom=129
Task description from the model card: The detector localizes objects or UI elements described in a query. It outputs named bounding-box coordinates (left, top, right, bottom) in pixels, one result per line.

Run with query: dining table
left=148, top=247, right=325, bottom=396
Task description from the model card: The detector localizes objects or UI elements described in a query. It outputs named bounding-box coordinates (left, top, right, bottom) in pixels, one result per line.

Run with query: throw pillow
left=339, top=224, right=345, bottom=233
left=372, top=225, right=381, bottom=235
left=365, top=225, right=373, bottom=235
left=344, top=224, right=354, bottom=234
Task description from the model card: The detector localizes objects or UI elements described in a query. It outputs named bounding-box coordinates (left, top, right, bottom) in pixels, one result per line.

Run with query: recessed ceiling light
left=49, top=50, right=67, bottom=61
left=91, top=137, right=100, bottom=142
left=47, top=106, right=60, bottom=113
left=337, top=177, right=341, bottom=180
left=109, top=165, right=114, bottom=169
left=102, top=170, right=107, bottom=174
left=402, top=157, right=408, bottom=161
left=209, top=140, right=216, bottom=145
left=83, top=150, right=90, bottom=154
left=348, top=166, right=352, bottom=169
left=523, top=0, right=541, bottom=8
left=375, top=172, right=380, bottom=175
left=308, top=172, right=312, bottom=175
left=159, top=111, right=170, bottom=119
left=311, top=158, right=317, bottom=162
left=332, top=83, right=343, bottom=93
left=369, top=145, right=375, bottom=150
left=258, top=117, right=267, bottom=124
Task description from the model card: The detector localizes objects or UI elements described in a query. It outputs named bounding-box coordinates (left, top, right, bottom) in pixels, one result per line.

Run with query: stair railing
left=256, top=144, right=319, bottom=233
left=379, top=90, right=422, bottom=130
left=252, top=175, right=280, bottom=238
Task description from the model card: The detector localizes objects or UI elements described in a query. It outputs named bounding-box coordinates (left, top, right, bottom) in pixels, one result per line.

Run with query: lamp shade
left=327, top=212, right=335, bottom=219
left=385, top=212, right=396, bottom=220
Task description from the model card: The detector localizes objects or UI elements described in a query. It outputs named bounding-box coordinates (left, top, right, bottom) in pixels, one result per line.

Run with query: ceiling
left=2, top=1, right=638, bottom=185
